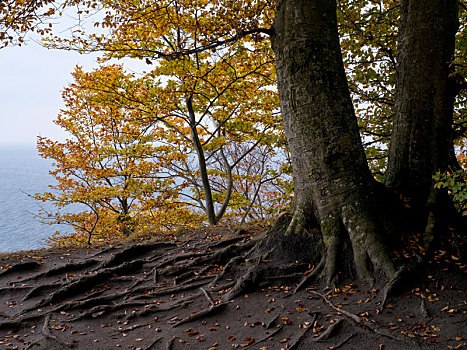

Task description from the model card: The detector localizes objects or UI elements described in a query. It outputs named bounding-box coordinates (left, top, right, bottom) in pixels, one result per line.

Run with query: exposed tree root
left=99, top=242, right=175, bottom=269
left=207, top=255, right=245, bottom=288
left=420, top=299, right=429, bottom=318
left=38, top=260, right=143, bottom=307
left=287, top=312, right=318, bottom=350
left=23, top=281, right=63, bottom=301
left=200, top=287, right=214, bottom=306
left=18, top=259, right=99, bottom=283
left=204, top=235, right=250, bottom=250
left=166, top=336, right=176, bottom=350
left=0, top=285, right=32, bottom=297
left=265, top=314, right=281, bottom=329
left=243, top=324, right=283, bottom=349
left=145, top=336, right=163, bottom=350
left=293, top=258, right=325, bottom=294
left=67, top=304, right=115, bottom=322
left=380, top=266, right=407, bottom=308
left=330, top=333, right=357, bottom=350
left=0, top=261, right=41, bottom=278
left=128, top=294, right=198, bottom=320
left=186, top=236, right=260, bottom=268
left=225, top=248, right=274, bottom=300
left=42, top=314, right=74, bottom=347
left=172, top=301, right=227, bottom=327
left=152, top=276, right=216, bottom=296
left=118, top=322, right=151, bottom=332
left=309, top=290, right=418, bottom=346
left=89, top=245, right=119, bottom=258
left=0, top=224, right=432, bottom=350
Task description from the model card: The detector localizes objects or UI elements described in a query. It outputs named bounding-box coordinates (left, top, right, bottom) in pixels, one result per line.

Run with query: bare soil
left=0, top=227, right=465, bottom=350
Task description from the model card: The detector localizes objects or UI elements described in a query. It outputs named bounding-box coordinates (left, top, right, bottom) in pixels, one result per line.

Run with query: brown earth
left=0, top=227, right=465, bottom=350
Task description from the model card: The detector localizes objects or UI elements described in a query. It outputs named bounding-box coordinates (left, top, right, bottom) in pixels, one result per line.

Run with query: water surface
left=0, top=145, right=67, bottom=252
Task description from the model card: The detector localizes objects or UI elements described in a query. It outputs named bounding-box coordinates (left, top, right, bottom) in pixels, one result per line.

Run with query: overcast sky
left=0, top=40, right=102, bottom=146
left=0, top=37, right=149, bottom=147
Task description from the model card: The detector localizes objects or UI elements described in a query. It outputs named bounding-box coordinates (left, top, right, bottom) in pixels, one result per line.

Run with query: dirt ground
left=0, top=228, right=465, bottom=350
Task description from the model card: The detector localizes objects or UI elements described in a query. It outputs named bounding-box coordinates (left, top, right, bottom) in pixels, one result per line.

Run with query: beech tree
left=265, top=0, right=462, bottom=289
left=33, top=65, right=200, bottom=245
left=34, top=58, right=289, bottom=244
left=0, top=0, right=55, bottom=47
left=6, top=0, right=466, bottom=289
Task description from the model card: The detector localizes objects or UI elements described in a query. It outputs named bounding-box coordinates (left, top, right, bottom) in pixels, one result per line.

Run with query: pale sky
left=0, top=39, right=147, bottom=146
left=0, top=40, right=102, bottom=146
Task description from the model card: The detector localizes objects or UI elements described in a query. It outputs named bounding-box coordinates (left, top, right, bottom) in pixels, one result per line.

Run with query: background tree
left=34, top=65, right=198, bottom=246
left=337, top=0, right=399, bottom=177
left=35, top=53, right=291, bottom=244
left=61, top=35, right=288, bottom=227
left=0, top=0, right=56, bottom=47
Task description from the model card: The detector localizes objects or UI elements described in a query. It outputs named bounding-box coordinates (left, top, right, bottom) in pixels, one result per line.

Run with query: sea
left=0, top=145, right=67, bottom=252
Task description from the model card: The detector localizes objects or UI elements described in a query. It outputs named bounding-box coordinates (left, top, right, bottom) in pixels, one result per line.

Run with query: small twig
left=308, top=291, right=361, bottom=323
left=312, top=318, right=343, bottom=341
left=172, top=302, right=227, bottom=327
left=309, top=291, right=415, bottom=344
left=200, top=287, right=214, bottom=306
left=119, top=323, right=148, bottom=332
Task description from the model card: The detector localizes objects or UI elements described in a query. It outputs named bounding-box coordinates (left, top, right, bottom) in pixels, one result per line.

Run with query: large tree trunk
left=270, top=0, right=395, bottom=284
left=385, top=0, right=459, bottom=214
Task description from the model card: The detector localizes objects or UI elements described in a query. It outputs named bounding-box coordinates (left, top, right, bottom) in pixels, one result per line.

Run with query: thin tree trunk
left=214, top=147, right=233, bottom=223
left=186, top=95, right=218, bottom=225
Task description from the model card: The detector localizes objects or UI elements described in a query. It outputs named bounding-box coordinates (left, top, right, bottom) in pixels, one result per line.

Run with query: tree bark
left=271, top=0, right=395, bottom=284
left=385, top=0, right=459, bottom=212
left=186, top=95, right=218, bottom=225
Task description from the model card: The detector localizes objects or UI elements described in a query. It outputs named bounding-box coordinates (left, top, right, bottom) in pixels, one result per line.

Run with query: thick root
left=285, top=209, right=307, bottom=237
left=320, top=215, right=342, bottom=286
left=342, top=207, right=397, bottom=284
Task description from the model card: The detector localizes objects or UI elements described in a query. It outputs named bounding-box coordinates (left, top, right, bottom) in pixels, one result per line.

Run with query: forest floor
left=0, top=225, right=465, bottom=350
